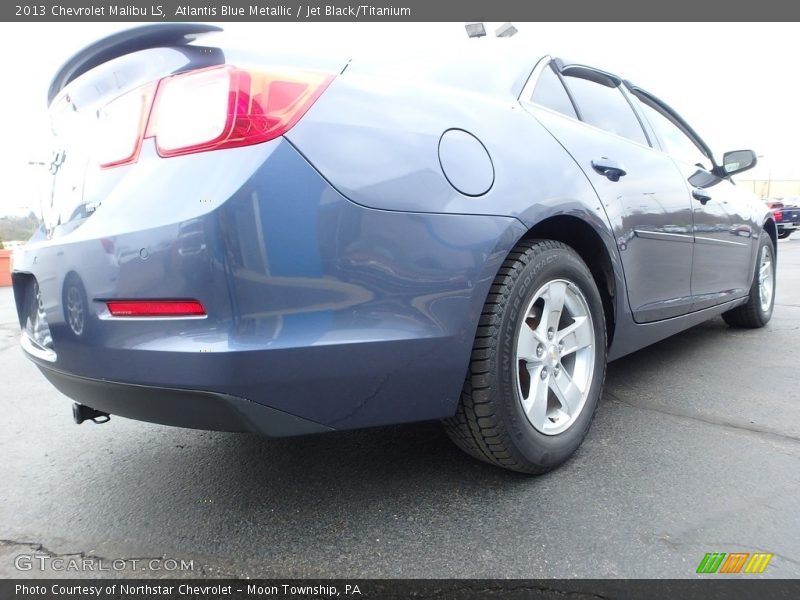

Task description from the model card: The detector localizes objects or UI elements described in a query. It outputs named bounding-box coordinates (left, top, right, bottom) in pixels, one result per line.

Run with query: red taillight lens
left=106, top=300, right=206, bottom=317
left=150, top=66, right=334, bottom=158
left=774, top=209, right=783, bottom=222
left=96, top=66, right=333, bottom=167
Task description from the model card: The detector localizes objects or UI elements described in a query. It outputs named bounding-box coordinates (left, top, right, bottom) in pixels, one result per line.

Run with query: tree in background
left=0, top=212, right=40, bottom=243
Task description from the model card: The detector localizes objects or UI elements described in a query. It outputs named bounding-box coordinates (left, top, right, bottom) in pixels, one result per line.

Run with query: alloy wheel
left=758, top=244, right=774, bottom=313
left=516, top=279, right=595, bottom=435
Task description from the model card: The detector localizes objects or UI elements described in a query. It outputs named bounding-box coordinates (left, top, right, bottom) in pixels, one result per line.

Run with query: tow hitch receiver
left=72, top=403, right=110, bottom=425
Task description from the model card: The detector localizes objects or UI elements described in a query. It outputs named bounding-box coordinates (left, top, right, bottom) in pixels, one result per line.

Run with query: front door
left=629, top=91, right=756, bottom=309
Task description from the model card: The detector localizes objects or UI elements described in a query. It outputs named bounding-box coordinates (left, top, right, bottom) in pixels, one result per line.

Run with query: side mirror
left=722, top=149, right=757, bottom=176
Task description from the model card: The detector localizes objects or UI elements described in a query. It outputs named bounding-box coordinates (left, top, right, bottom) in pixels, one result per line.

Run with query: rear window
left=530, top=66, right=577, bottom=119
left=563, top=74, right=648, bottom=145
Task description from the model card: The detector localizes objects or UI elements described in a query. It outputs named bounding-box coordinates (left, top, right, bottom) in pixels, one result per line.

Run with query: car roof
left=205, top=31, right=542, bottom=100
left=346, top=44, right=541, bottom=98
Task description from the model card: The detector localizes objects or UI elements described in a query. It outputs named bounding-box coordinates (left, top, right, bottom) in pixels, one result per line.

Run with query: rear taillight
left=97, top=66, right=333, bottom=168
left=151, top=66, right=333, bottom=157
left=774, top=209, right=783, bottom=222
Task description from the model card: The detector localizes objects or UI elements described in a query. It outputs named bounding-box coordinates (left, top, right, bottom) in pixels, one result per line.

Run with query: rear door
left=629, top=90, right=756, bottom=309
left=522, top=60, right=695, bottom=322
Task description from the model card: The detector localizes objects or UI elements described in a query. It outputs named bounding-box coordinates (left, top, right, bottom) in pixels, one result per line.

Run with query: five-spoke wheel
left=723, top=231, right=775, bottom=329
left=444, top=239, right=606, bottom=474
left=516, top=279, right=595, bottom=435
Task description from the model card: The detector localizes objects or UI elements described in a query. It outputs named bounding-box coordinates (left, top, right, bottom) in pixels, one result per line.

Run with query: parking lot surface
left=1, top=240, right=798, bottom=579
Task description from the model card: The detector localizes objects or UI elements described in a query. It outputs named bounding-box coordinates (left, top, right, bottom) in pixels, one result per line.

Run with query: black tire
left=778, top=231, right=792, bottom=239
left=443, top=239, right=607, bottom=474
left=722, top=231, right=776, bottom=328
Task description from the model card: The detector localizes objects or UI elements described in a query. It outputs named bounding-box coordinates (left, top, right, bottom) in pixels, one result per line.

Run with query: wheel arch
left=517, top=214, right=619, bottom=347
left=763, top=217, right=777, bottom=254
left=61, top=270, right=86, bottom=300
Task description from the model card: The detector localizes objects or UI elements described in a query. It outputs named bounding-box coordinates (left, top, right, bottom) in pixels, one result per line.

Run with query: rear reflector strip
left=106, top=300, right=206, bottom=317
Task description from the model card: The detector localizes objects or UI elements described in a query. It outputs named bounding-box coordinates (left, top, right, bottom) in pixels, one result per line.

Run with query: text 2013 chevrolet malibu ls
left=14, top=25, right=776, bottom=474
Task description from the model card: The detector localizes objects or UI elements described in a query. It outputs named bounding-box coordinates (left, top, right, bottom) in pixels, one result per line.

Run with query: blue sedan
left=13, top=25, right=776, bottom=473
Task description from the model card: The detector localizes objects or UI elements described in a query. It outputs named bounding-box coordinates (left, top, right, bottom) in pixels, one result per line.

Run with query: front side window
left=634, top=96, right=711, bottom=170
left=562, top=74, right=648, bottom=146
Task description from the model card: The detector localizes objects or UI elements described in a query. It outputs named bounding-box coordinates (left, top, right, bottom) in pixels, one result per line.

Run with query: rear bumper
left=38, top=365, right=332, bottom=436
left=14, top=138, right=526, bottom=432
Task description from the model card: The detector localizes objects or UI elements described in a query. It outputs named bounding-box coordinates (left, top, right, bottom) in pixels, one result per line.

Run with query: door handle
left=591, top=158, right=627, bottom=182
left=692, top=188, right=712, bottom=205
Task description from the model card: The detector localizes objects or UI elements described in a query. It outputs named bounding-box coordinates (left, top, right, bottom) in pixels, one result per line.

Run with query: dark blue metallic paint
left=15, top=137, right=524, bottom=430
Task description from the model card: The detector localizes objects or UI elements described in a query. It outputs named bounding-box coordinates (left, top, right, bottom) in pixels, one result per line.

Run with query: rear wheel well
left=763, top=218, right=777, bottom=253
left=519, top=216, right=617, bottom=346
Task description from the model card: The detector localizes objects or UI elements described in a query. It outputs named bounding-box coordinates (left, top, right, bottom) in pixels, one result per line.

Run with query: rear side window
left=562, top=74, right=648, bottom=145
left=634, top=97, right=711, bottom=170
left=531, top=66, right=577, bottom=119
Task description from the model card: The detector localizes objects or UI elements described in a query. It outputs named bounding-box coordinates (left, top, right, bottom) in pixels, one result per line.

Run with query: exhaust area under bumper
left=38, top=365, right=334, bottom=437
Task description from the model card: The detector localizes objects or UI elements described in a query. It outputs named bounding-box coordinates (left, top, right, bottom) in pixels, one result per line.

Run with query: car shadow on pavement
left=78, top=319, right=731, bottom=524
left=604, top=316, right=732, bottom=382
left=57, top=317, right=752, bottom=512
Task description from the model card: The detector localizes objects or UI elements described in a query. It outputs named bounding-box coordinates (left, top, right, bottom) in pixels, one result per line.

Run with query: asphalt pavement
left=1, top=240, right=798, bottom=579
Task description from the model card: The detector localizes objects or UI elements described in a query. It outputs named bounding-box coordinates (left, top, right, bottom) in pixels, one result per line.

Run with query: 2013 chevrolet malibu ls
left=14, top=25, right=776, bottom=474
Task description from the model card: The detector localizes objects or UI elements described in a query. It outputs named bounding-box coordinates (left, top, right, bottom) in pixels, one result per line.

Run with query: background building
left=736, top=179, right=800, bottom=199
